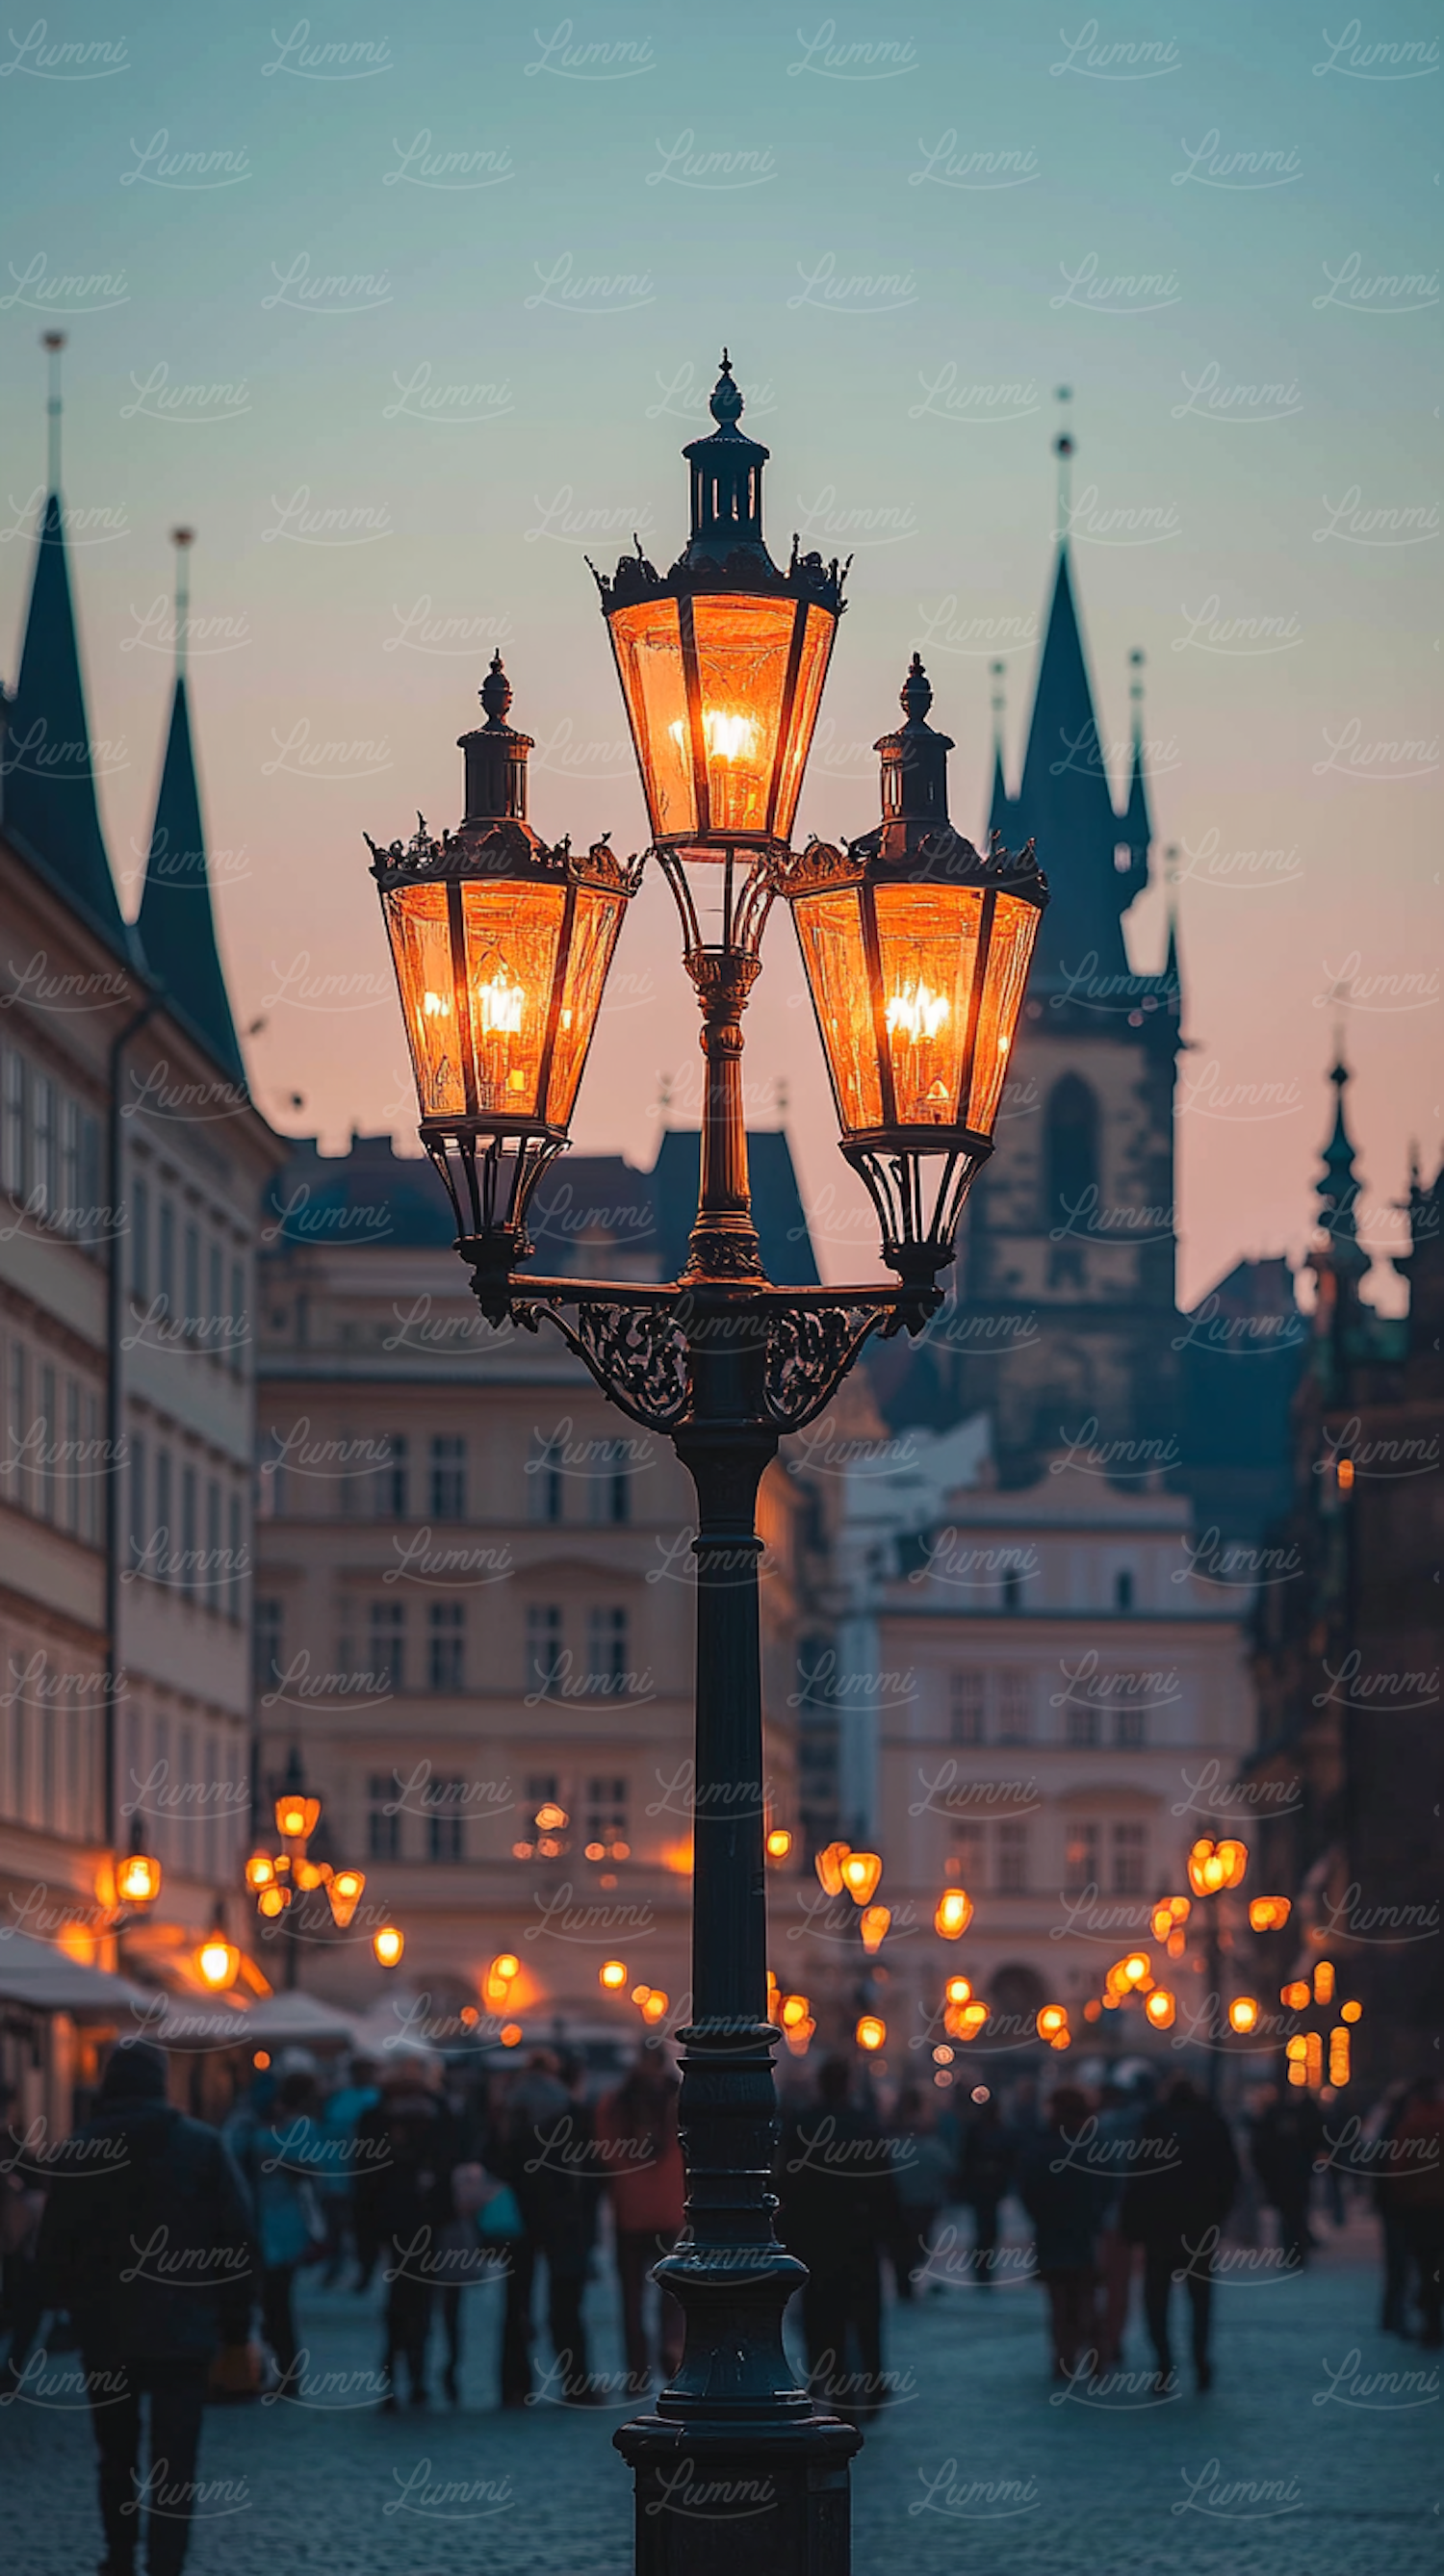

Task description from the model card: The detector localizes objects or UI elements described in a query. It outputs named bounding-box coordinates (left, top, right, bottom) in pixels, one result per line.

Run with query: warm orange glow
left=944, top=1998, right=988, bottom=2039
left=1169, top=1895, right=1192, bottom=1921
left=1305, top=2030, right=1324, bottom=2086
left=935, top=1888, right=973, bottom=1939
left=607, top=590, right=835, bottom=854
left=257, top=1885, right=290, bottom=1918
left=245, top=1852, right=276, bottom=1893
left=275, top=1792, right=322, bottom=1842
left=373, top=1924, right=404, bottom=1968
left=784, top=2015, right=815, bottom=2057
left=1037, top=2005, right=1068, bottom=2039
left=781, top=1994, right=810, bottom=2028
left=944, top=1975, right=972, bottom=2006
left=641, top=1990, right=669, bottom=2025
left=1146, top=1989, right=1176, bottom=2027
left=293, top=1858, right=327, bottom=1893
left=600, top=1959, right=628, bottom=1991
left=253, top=2049, right=271, bottom=2071
left=1336, top=1457, right=1354, bottom=1492
left=1166, top=1928, right=1187, bottom=1960
left=327, top=1868, right=366, bottom=1929
left=1285, top=2035, right=1308, bottom=2061
left=1228, top=1996, right=1259, bottom=2033
left=632, top=1985, right=652, bottom=2006
left=1122, top=1953, right=1150, bottom=1987
left=855, top=2014, right=886, bottom=2052
left=501, top=2022, right=523, bottom=2048
left=116, top=1851, right=161, bottom=1908
left=493, top=1952, right=519, bottom=1983
left=1313, top=1959, right=1335, bottom=2004
left=197, top=1938, right=239, bottom=1991
left=1281, top=1980, right=1310, bottom=2011
left=765, top=1828, right=793, bottom=1860
left=1082, top=1998, right=1101, bottom=2022
left=534, top=1802, right=568, bottom=1833
left=1250, top=1896, right=1292, bottom=1931
left=860, top=1903, right=891, bottom=1955
left=1151, top=1901, right=1174, bottom=1943
left=1340, top=1998, right=1362, bottom=2023
left=1328, top=2026, right=1351, bottom=2085
left=840, top=1850, right=882, bottom=1906
left=1217, top=1840, right=1248, bottom=1888
left=814, top=1841, right=850, bottom=1897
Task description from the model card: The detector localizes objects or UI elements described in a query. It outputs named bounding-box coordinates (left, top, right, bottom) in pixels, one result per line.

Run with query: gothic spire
left=1, top=334, right=129, bottom=955
left=1314, top=1051, right=1369, bottom=1281
left=136, top=531, right=245, bottom=1086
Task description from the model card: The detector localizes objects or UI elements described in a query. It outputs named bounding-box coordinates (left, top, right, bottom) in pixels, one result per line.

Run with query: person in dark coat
left=36, top=2039, right=255, bottom=2576
left=959, top=2094, right=1014, bottom=2285
left=352, top=2058, right=459, bottom=2407
left=776, top=2056, right=900, bottom=2421
left=486, top=2050, right=598, bottom=2405
left=1246, top=2085, right=1323, bottom=2268
left=1121, top=2073, right=1240, bottom=2390
left=1017, top=2086, right=1110, bottom=2379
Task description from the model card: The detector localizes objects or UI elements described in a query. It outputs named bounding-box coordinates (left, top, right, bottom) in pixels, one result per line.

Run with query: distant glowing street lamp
left=1228, top=1996, right=1259, bottom=2034
left=856, top=2014, right=886, bottom=2052
left=373, top=1924, right=404, bottom=1969
left=116, top=1846, right=162, bottom=1910
left=840, top=1851, right=882, bottom=1906
left=197, top=1933, right=239, bottom=1991
left=935, top=1887, right=973, bottom=1939
left=326, top=1868, right=366, bottom=1930
left=814, top=1842, right=850, bottom=1897
left=859, top=1904, right=890, bottom=1955
left=600, top=1958, right=629, bottom=1991
left=1146, top=1989, right=1176, bottom=2029
left=1249, top=1895, right=1291, bottom=1932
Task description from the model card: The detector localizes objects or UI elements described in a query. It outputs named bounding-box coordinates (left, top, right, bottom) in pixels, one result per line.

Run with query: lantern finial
left=900, top=653, right=932, bottom=722
left=479, top=650, right=513, bottom=725
left=709, top=348, right=744, bottom=427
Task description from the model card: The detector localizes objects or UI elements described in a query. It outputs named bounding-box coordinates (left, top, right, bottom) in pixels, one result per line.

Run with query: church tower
left=916, top=425, right=1183, bottom=1481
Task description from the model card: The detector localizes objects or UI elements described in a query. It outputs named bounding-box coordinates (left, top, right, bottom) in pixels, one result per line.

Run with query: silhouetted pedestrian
left=777, top=2056, right=899, bottom=2421
left=352, top=2057, right=459, bottom=2406
left=1247, top=2084, right=1323, bottom=2268
left=885, top=2086, right=952, bottom=2300
left=1018, top=2086, right=1109, bottom=2380
left=36, top=2039, right=255, bottom=2576
left=1389, top=2075, right=1444, bottom=2348
left=596, top=2040, right=685, bottom=2391
left=1122, top=2073, right=1239, bottom=2392
left=233, top=2068, right=325, bottom=2386
left=959, top=2092, right=1013, bottom=2285
left=489, top=2050, right=596, bottom=2404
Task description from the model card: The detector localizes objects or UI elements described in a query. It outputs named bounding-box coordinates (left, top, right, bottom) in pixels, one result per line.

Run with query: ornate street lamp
left=365, top=353, right=1047, bottom=2576
left=777, top=655, right=1048, bottom=1291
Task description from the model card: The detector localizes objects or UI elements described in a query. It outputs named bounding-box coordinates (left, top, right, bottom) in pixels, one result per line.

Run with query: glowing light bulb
left=373, top=1924, right=404, bottom=1968
left=856, top=2014, right=886, bottom=2052
left=1229, top=1996, right=1259, bottom=2033
left=935, top=1888, right=973, bottom=1939
left=422, top=990, right=451, bottom=1018
left=600, top=1959, right=628, bottom=1991
left=667, top=709, right=760, bottom=763
left=197, top=1938, right=238, bottom=1991
left=886, top=982, right=949, bottom=1043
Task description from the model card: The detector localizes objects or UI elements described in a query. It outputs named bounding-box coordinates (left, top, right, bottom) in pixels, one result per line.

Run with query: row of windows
left=116, top=1709, right=249, bottom=1879
left=365, top=1770, right=632, bottom=1864
left=947, top=1818, right=1147, bottom=1896
left=0, top=1669, right=104, bottom=1839
left=130, top=1173, right=248, bottom=1376
left=253, top=1602, right=637, bottom=1696
left=947, top=1671, right=1149, bottom=1747
left=128, top=1437, right=247, bottom=1618
left=0, top=1331, right=104, bottom=1544
left=258, top=1431, right=632, bottom=1526
left=1, top=1044, right=104, bottom=1250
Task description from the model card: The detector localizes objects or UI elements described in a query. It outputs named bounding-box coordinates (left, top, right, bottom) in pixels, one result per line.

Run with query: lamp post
left=367, top=355, right=1047, bottom=2576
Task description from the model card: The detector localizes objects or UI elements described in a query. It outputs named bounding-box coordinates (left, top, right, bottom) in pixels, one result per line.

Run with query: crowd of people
left=0, top=2039, right=1440, bottom=2576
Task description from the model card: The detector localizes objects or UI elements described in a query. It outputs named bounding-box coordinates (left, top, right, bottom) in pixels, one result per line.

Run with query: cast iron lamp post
left=367, top=355, right=1047, bottom=2576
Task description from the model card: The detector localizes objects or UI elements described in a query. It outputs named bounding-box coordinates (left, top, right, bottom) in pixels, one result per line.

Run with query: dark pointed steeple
left=1122, top=649, right=1151, bottom=860
left=1314, top=1051, right=1369, bottom=1282
left=136, top=531, right=245, bottom=1086
left=1, top=335, right=128, bottom=955
left=987, top=657, right=1013, bottom=845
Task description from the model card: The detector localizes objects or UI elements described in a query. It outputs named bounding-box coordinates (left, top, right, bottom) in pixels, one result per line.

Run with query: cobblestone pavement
left=2, top=2210, right=1436, bottom=2574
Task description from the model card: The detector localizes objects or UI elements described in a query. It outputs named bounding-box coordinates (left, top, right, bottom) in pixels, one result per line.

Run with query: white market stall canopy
left=0, top=1930, right=151, bottom=2016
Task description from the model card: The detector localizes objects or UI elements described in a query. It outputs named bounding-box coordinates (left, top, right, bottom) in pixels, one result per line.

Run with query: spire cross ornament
left=170, top=526, right=194, bottom=678
left=41, top=330, right=66, bottom=490
left=1053, top=382, right=1074, bottom=531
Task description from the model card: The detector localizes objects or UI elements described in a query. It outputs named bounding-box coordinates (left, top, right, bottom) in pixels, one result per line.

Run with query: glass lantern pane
left=546, top=885, right=628, bottom=1126
left=967, top=892, right=1041, bottom=1138
left=793, top=889, right=882, bottom=1133
left=689, top=593, right=799, bottom=842
left=384, top=882, right=466, bottom=1119
left=872, top=882, right=984, bottom=1126
left=608, top=598, right=695, bottom=842
left=458, top=881, right=566, bottom=1120
left=772, top=604, right=838, bottom=845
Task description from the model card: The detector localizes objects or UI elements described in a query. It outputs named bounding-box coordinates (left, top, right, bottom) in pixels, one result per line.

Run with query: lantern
left=855, top=2015, right=886, bottom=2052
left=595, top=353, right=843, bottom=863
left=373, top=1924, right=404, bottom=1968
left=326, top=1868, right=366, bottom=1930
left=765, top=1827, right=792, bottom=1861
left=245, top=1851, right=276, bottom=1893
left=1249, top=1895, right=1291, bottom=1932
left=369, top=657, right=642, bottom=1320
left=779, top=657, right=1047, bottom=1291
left=275, top=1790, right=321, bottom=1842
left=1314, top=1960, right=1335, bottom=2003
left=641, top=1990, right=669, bottom=2024
left=1340, top=1998, right=1362, bottom=2023
left=944, top=1976, right=972, bottom=2007
left=116, top=1849, right=161, bottom=1909
left=1216, top=1840, right=1248, bottom=1888
left=935, top=1887, right=973, bottom=1940
left=1228, top=1996, right=1259, bottom=2034
left=781, top=1994, right=810, bottom=2028
left=1280, top=1980, right=1310, bottom=2012
left=814, top=1841, right=851, bottom=1897
left=257, top=1884, right=291, bottom=1918
left=197, top=1935, right=239, bottom=1991
left=1145, top=1989, right=1175, bottom=2028
left=1037, top=2005, right=1068, bottom=2040
left=860, top=1903, right=890, bottom=1955
left=840, top=1851, right=883, bottom=1906
left=493, top=1952, right=519, bottom=1983
left=600, top=1959, right=628, bottom=1991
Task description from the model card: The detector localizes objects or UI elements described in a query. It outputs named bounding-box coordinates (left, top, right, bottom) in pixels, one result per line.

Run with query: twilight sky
left=1, top=0, right=1437, bottom=1305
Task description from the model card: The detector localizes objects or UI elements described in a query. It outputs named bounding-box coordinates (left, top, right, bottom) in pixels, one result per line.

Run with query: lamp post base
left=615, top=2404, right=860, bottom=2576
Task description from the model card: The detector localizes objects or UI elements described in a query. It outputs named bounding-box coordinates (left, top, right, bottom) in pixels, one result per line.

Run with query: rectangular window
left=587, top=1441, right=632, bottom=1526
left=31, top=1073, right=54, bottom=1217
left=58, top=1094, right=79, bottom=1231
left=132, top=1176, right=150, bottom=1300
left=208, top=1243, right=223, bottom=1355
left=526, top=1605, right=562, bottom=1694
left=1114, top=1704, right=1147, bottom=1748
left=1064, top=1821, right=1101, bottom=1893
left=429, top=1433, right=466, bottom=1520
left=184, top=1223, right=200, bottom=1331
left=254, top=1598, right=283, bottom=1692
left=206, top=1480, right=221, bottom=1608
left=7, top=1339, right=27, bottom=1511
left=529, top=1432, right=564, bottom=1524
left=1, top=1048, right=25, bottom=1197
left=82, top=1390, right=101, bottom=1543
left=227, top=1493, right=244, bottom=1623
left=158, top=1200, right=175, bottom=1311
left=368, top=1601, right=405, bottom=1691
left=426, top=1781, right=465, bottom=1862
left=39, top=1364, right=56, bottom=1523
left=229, top=1260, right=245, bottom=1378
left=996, top=1672, right=1031, bottom=1742
left=155, top=1449, right=172, bottom=1578
left=80, top=1113, right=101, bottom=1249
left=368, top=1772, right=400, bottom=1861
left=996, top=1820, right=1029, bottom=1893
left=1112, top=1823, right=1147, bottom=1893
left=584, top=1776, right=629, bottom=1858
left=949, top=1671, right=985, bottom=1744
left=427, top=1601, right=465, bottom=1691
left=587, top=1606, right=629, bottom=1695
left=1066, top=1704, right=1100, bottom=1748
left=64, top=1377, right=80, bottom=1534
left=181, top=1465, right=197, bottom=1597
left=948, top=1821, right=986, bottom=1886
left=375, top=1434, right=409, bottom=1520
